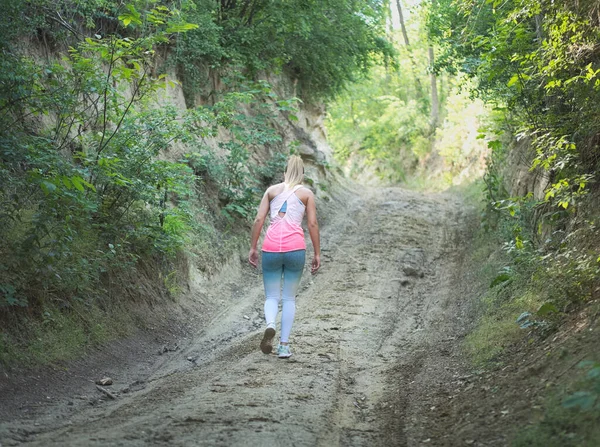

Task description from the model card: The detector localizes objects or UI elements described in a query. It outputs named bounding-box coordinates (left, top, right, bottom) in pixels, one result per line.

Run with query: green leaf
left=578, top=360, right=597, bottom=369
left=80, top=178, right=96, bottom=192
left=536, top=302, right=558, bottom=316
left=0, top=284, right=27, bottom=307
left=507, top=75, right=519, bottom=87
left=487, top=140, right=502, bottom=151
left=68, top=176, right=96, bottom=192
left=562, top=391, right=597, bottom=410
left=61, top=176, right=73, bottom=189
left=515, top=236, right=524, bottom=250
left=166, top=23, right=199, bottom=33
left=490, top=273, right=511, bottom=288
left=587, top=367, right=600, bottom=379
left=40, top=181, right=57, bottom=195
left=119, top=4, right=142, bottom=27
left=71, top=176, right=85, bottom=192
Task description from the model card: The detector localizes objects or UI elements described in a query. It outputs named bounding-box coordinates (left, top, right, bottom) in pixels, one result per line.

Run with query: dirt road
left=1, top=184, right=480, bottom=446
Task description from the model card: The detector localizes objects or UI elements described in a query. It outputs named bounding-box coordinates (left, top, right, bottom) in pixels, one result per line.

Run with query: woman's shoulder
left=266, top=183, right=286, bottom=200
left=296, top=185, right=314, bottom=197
left=295, top=185, right=314, bottom=205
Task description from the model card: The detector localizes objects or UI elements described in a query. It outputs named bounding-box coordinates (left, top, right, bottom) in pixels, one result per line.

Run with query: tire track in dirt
left=0, top=184, right=470, bottom=446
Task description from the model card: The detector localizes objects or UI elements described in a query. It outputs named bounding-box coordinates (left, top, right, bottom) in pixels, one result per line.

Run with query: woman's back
left=266, top=182, right=311, bottom=207
left=263, top=183, right=307, bottom=253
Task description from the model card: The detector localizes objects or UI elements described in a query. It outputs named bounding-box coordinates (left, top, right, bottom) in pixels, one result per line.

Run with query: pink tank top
left=262, top=184, right=307, bottom=252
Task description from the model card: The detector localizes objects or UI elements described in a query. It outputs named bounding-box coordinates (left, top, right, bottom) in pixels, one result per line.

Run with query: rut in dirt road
left=1, top=185, right=470, bottom=447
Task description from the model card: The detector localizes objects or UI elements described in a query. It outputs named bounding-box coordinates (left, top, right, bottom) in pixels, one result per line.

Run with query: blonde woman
left=248, top=155, right=321, bottom=358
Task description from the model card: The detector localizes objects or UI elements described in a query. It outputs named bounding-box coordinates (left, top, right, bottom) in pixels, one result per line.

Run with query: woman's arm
left=305, top=192, right=321, bottom=274
left=248, top=190, right=271, bottom=268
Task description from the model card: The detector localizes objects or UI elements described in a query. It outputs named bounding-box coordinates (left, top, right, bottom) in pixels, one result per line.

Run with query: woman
left=248, top=155, right=321, bottom=358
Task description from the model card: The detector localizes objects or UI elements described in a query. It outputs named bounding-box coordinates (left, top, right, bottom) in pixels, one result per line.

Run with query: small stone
left=95, top=377, right=113, bottom=386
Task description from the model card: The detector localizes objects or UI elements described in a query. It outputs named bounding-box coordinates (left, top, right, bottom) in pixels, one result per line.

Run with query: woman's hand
left=248, top=248, right=259, bottom=268
left=311, top=254, right=321, bottom=275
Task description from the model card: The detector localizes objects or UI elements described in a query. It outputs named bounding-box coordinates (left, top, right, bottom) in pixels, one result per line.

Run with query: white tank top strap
left=270, top=184, right=306, bottom=221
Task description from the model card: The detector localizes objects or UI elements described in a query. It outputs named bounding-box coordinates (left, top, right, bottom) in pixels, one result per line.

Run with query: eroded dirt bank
left=1, top=185, right=485, bottom=446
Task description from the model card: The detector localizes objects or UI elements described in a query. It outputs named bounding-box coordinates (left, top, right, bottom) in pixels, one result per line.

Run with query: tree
left=429, top=45, right=439, bottom=129
left=428, top=0, right=439, bottom=130
left=393, top=0, right=424, bottom=99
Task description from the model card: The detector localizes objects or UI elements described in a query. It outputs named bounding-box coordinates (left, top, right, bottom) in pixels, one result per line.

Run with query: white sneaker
left=260, top=327, right=276, bottom=354
left=277, top=344, right=292, bottom=358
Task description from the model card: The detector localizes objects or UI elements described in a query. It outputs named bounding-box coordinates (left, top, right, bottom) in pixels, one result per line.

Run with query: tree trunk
left=534, top=14, right=544, bottom=43
left=384, top=1, right=392, bottom=84
left=394, top=0, right=423, bottom=98
left=429, top=45, right=439, bottom=130
left=395, top=0, right=410, bottom=46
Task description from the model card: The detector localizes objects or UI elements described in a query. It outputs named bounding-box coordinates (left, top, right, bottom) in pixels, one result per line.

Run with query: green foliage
left=562, top=361, right=600, bottom=410
left=327, top=64, right=491, bottom=185
left=439, top=3, right=595, bottom=200
left=169, top=0, right=392, bottom=104
left=0, top=1, right=292, bottom=329
left=513, top=360, right=600, bottom=446
left=430, top=0, right=600, bottom=215
left=182, top=82, right=290, bottom=220
left=465, top=285, right=546, bottom=365
left=324, top=0, right=493, bottom=187
left=428, top=0, right=600, bottom=326
left=0, top=3, right=200, bottom=313
left=326, top=45, right=431, bottom=182
left=0, top=6, right=195, bottom=307
left=3, top=0, right=390, bottom=105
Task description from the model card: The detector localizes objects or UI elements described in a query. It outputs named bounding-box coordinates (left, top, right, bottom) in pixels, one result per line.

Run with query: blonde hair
left=284, top=155, right=304, bottom=188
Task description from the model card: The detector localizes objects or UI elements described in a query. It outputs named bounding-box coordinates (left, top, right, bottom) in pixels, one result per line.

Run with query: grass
left=188, top=216, right=248, bottom=275
left=456, top=182, right=600, bottom=444
left=0, top=202, right=250, bottom=368
left=402, top=171, right=454, bottom=192
left=0, top=331, right=20, bottom=366
left=513, top=364, right=600, bottom=447
left=449, top=178, right=543, bottom=365
left=514, top=405, right=600, bottom=446
left=1, top=300, right=135, bottom=368
left=465, top=289, right=545, bottom=365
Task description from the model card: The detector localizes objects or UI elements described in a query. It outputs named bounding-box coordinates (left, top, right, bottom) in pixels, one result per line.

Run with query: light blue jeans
left=262, top=250, right=306, bottom=343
